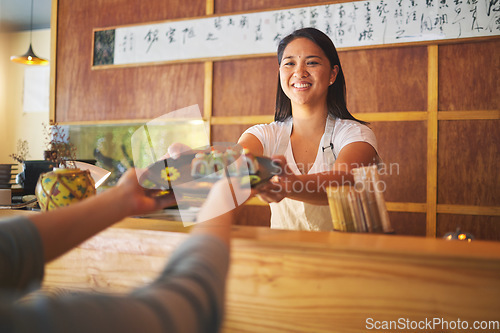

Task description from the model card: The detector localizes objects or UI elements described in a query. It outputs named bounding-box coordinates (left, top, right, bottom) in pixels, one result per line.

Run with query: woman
left=238, top=28, right=380, bottom=231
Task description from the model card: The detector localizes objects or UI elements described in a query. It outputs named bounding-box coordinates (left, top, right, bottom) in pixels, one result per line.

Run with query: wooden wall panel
left=56, top=63, right=205, bottom=122
left=211, top=124, right=252, bottom=144
left=54, top=0, right=499, bottom=239
left=438, top=120, right=500, bottom=206
left=340, top=46, right=428, bottom=113
left=389, top=212, right=426, bottom=237
left=237, top=205, right=271, bottom=227
left=437, top=214, right=500, bottom=242
left=215, top=0, right=321, bottom=13
left=213, top=58, right=277, bottom=117
left=55, top=0, right=206, bottom=122
left=439, top=39, right=500, bottom=111
left=370, top=122, right=427, bottom=203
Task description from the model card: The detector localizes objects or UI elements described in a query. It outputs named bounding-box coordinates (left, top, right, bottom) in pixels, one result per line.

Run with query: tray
left=138, top=149, right=280, bottom=196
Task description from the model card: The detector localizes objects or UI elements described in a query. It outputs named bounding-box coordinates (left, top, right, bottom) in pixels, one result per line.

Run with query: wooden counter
left=2, top=210, right=500, bottom=332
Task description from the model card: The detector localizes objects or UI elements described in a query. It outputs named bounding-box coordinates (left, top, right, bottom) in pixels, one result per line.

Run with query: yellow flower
left=240, top=175, right=260, bottom=186
left=161, top=167, right=180, bottom=182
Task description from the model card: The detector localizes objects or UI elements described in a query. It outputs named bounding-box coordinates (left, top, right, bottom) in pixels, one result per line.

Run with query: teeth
left=293, top=83, right=311, bottom=88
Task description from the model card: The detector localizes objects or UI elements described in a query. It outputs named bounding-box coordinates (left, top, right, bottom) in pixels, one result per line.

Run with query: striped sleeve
left=1, top=234, right=229, bottom=333
left=0, top=216, right=44, bottom=292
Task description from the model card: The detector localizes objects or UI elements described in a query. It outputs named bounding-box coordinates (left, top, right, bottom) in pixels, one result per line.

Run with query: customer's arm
left=0, top=169, right=175, bottom=291
left=2, top=176, right=244, bottom=333
left=29, top=169, right=176, bottom=262
left=191, top=177, right=248, bottom=246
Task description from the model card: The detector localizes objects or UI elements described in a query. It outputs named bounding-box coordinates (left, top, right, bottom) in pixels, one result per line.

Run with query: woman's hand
left=253, top=155, right=297, bottom=203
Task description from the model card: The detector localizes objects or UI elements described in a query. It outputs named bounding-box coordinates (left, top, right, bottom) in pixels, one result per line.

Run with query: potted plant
left=9, top=139, right=30, bottom=165
left=35, top=123, right=96, bottom=211
left=5, top=140, right=30, bottom=189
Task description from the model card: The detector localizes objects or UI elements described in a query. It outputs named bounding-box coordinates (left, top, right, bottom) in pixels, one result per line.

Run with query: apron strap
left=275, top=117, right=293, bottom=156
left=322, top=115, right=336, bottom=166
left=275, top=115, right=336, bottom=166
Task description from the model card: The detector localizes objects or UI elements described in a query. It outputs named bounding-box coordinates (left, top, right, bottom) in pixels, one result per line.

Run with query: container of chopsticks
left=326, top=165, right=393, bottom=234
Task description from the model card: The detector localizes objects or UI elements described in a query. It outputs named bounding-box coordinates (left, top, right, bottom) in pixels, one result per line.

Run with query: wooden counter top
left=2, top=209, right=500, bottom=332
left=4, top=209, right=499, bottom=261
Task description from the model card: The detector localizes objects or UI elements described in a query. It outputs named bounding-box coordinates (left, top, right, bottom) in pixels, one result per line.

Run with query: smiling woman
left=238, top=27, right=380, bottom=232
left=278, top=38, right=336, bottom=112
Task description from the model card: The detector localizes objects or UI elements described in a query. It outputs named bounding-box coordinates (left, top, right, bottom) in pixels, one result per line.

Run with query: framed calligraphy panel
left=92, top=0, right=500, bottom=68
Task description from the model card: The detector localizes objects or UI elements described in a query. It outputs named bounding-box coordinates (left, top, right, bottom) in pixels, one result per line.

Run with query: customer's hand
left=159, top=142, right=193, bottom=160
left=117, top=168, right=177, bottom=216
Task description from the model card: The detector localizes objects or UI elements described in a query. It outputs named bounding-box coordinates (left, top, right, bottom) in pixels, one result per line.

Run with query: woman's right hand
left=253, top=155, right=296, bottom=203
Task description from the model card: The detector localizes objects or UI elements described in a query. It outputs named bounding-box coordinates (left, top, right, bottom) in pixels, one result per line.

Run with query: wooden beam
left=49, top=0, right=59, bottom=124
left=51, top=118, right=207, bottom=126
left=204, top=0, right=214, bottom=141
left=247, top=199, right=500, bottom=216
left=246, top=200, right=432, bottom=215
left=206, top=0, right=214, bottom=15
left=437, top=204, right=500, bottom=216
left=386, top=202, right=427, bottom=213
left=204, top=61, right=213, bottom=142
left=212, top=115, right=274, bottom=125
left=52, top=109, right=500, bottom=126
left=437, top=110, right=500, bottom=120
left=426, top=45, right=439, bottom=237
left=353, top=111, right=427, bottom=122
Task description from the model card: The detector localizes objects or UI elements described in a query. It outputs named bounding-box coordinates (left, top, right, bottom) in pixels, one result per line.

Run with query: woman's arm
left=237, top=133, right=264, bottom=156
left=256, top=142, right=378, bottom=205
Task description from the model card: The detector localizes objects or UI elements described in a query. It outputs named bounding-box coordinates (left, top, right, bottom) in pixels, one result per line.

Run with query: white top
left=243, top=116, right=379, bottom=231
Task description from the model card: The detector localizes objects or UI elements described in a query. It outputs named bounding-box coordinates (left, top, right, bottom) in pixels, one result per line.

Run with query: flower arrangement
left=43, top=123, right=77, bottom=168
left=9, top=139, right=30, bottom=164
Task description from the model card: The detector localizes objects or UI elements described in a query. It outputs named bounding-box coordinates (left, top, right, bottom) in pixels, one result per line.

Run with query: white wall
left=0, top=29, right=51, bottom=164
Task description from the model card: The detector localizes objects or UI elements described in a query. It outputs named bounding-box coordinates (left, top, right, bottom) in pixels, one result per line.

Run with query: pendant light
left=10, top=0, right=49, bottom=65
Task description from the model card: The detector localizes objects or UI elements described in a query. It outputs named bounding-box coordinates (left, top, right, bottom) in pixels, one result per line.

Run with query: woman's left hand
left=253, top=155, right=296, bottom=203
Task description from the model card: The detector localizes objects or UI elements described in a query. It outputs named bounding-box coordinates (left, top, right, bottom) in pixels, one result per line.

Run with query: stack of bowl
left=0, top=164, right=15, bottom=189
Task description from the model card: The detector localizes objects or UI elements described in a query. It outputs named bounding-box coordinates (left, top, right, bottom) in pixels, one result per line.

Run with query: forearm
left=191, top=177, right=248, bottom=247
left=272, top=143, right=377, bottom=205
left=191, top=209, right=235, bottom=247
left=5, top=233, right=229, bottom=333
left=29, top=186, right=131, bottom=262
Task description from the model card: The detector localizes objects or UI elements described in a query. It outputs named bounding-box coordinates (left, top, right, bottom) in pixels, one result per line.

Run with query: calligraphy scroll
left=93, top=0, right=500, bottom=67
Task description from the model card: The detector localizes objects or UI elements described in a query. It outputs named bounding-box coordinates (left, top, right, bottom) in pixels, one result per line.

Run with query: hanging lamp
left=10, top=0, right=49, bottom=65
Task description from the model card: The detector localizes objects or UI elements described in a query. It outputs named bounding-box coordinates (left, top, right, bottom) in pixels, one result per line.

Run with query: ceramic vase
left=35, top=168, right=96, bottom=211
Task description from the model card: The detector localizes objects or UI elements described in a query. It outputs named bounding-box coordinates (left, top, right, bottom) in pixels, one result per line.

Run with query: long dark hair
left=275, top=28, right=366, bottom=124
